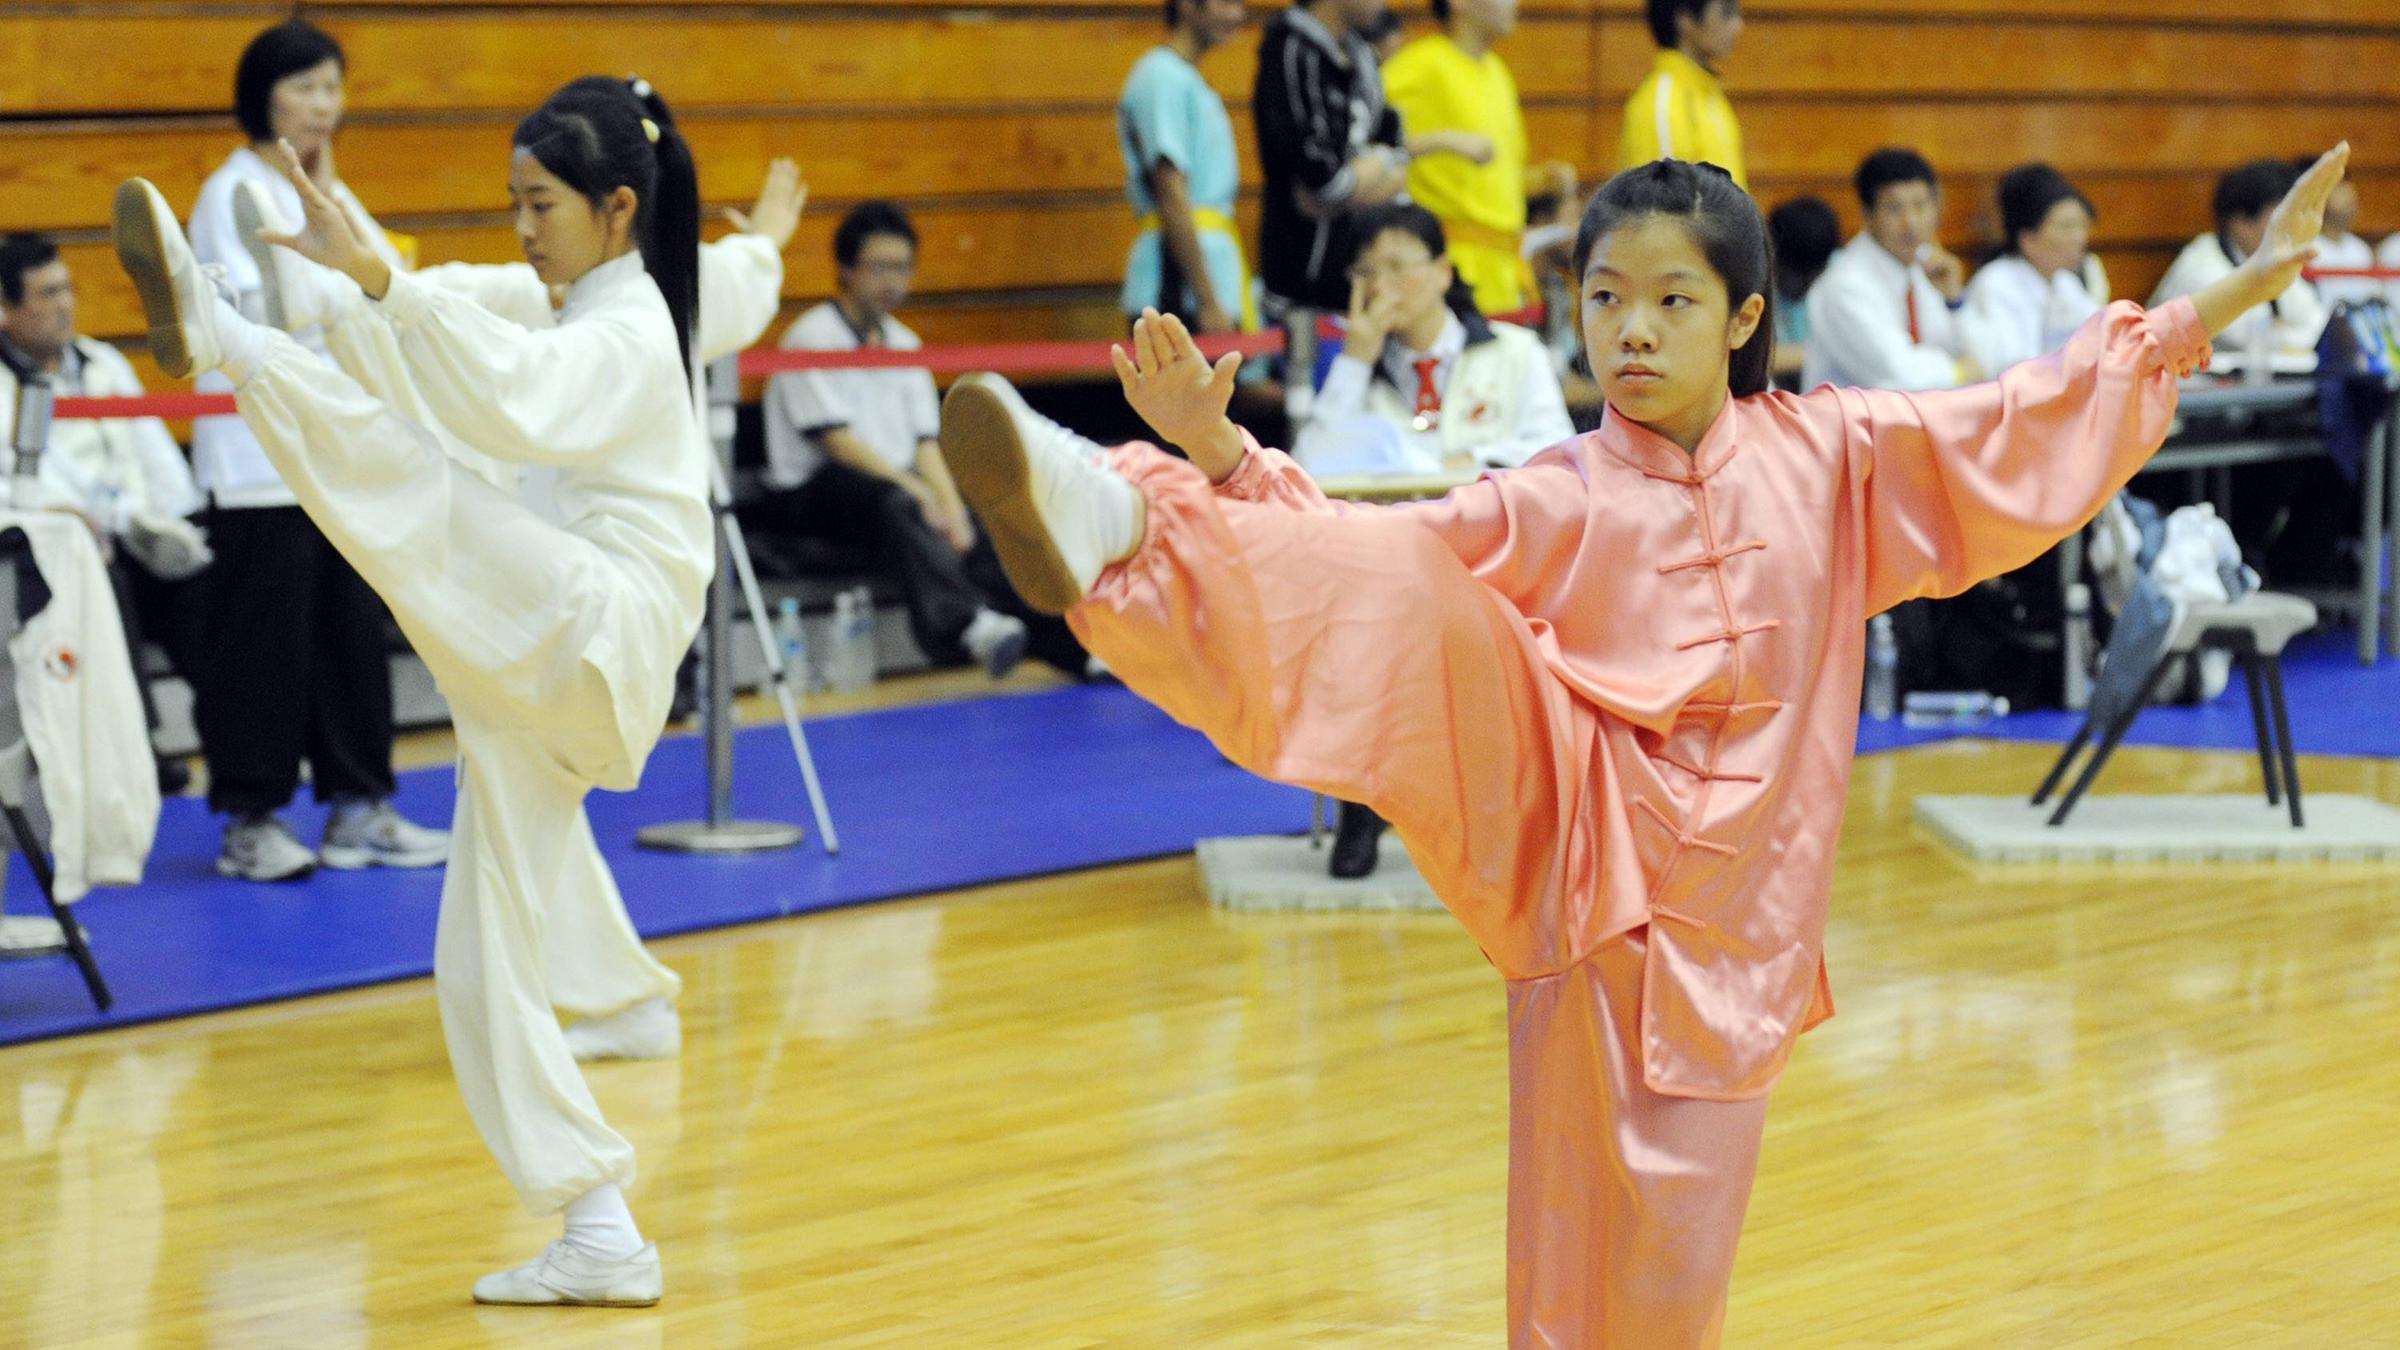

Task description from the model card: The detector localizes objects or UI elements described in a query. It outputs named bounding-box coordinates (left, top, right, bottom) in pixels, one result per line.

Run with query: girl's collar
left=1594, top=396, right=1743, bottom=481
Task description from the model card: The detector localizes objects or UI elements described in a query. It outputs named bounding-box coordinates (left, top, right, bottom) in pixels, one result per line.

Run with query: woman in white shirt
left=1296, top=203, right=1575, bottom=479
left=185, top=18, right=447, bottom=883
left=1964, top=163, right=2105, bottom=372
left=115, top=76, right=726, bottom=1309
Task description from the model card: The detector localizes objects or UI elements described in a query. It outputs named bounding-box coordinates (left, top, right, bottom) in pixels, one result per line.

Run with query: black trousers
left=741, top=463, right=1089, bottom=676
left=187, top=505, right=397, bottom=817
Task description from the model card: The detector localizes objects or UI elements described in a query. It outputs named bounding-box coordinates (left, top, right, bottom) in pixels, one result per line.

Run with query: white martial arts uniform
left=226, top=245, right=749, bottom=1214
left=1961, top=253, right=2104, bottom=373
left=1802, top=233, right=1991, bottom=392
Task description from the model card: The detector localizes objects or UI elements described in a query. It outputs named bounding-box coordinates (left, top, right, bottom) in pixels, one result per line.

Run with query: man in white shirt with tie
left=1802, top=148, right=1988, bottom=392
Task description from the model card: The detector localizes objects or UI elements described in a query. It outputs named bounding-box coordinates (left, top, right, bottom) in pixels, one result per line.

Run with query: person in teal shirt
left=1119, top=0, right=1254, bottom=333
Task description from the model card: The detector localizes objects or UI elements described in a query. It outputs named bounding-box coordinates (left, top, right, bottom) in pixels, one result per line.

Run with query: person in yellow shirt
left=1617, top=0, right=1746, bottom=187
left=1382, top=0, right=1532, bottom=314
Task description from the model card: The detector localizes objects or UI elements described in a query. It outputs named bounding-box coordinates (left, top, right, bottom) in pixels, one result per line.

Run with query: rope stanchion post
left=635, top=354, right=808, bottom=855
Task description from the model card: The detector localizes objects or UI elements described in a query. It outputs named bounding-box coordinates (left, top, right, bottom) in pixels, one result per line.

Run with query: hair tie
left=627, top=75, right=653, bottom=99
left=641, top=117, right=659, bottom=144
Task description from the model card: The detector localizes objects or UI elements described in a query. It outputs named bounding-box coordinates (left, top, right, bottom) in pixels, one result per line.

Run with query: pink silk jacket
left=1210, top=298, right=2212, bottom=1101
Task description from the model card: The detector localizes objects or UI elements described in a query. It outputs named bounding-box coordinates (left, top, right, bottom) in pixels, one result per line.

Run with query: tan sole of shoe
left=941, top=375, right=1086, bottom=616
left=112, top=179, right=191, bottom=379
left=472, top=1292, right=662, bottom=1309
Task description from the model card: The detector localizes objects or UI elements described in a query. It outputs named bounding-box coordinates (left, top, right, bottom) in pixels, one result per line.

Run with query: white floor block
left=1194, top=833, right=1448, bottom=913
left=1913, top=794, right=2400, bottom=864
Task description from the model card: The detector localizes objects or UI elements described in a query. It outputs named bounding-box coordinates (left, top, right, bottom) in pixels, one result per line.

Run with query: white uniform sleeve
left=374, top=268, right=687, bottom=466
left=1293, top=353, right=1375, bottom=467
left=697, top=234, right=785, bottom=363
left=408, top=261, right=559, bottom=329
left=1962, top=267, right=2037, bottom=376
left=90, top=346, right=204, bottom=523
left=909, top=369, right=940, bottom=445
left=1808, top=266, right=1962, bottom=392
left=1490, top=338, right=1575, bottom=467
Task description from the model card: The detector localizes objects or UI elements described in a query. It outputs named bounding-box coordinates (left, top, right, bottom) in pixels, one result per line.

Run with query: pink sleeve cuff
left=2153, top=296, right=2214, bottom=379
left=1214, top=427, right=1277, bottom=500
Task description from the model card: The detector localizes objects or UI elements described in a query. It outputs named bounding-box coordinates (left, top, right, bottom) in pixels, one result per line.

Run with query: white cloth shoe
left=231, top=179, right=352, bottom=333
left=563, top=996, right=682, bottom=1062
left=472, top=1238, right=662, bottom=1308
left=111, top=178, right=224, bottom=379
left=940, top=374, right=1135, bottom=615
left=961, top=607, right=1029, bottom=679
left=320, top=799, right=450, bottom=870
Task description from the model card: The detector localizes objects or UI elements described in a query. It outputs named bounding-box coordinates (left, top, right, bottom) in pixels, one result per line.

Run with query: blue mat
left=0, top=685, right=1315, bottom=1045
left=1856, top=628, right=2400, bottom=759
left=3, top=630, right=2392, bottom=1047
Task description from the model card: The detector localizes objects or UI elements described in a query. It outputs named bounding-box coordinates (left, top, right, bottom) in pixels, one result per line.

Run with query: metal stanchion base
left=634, top=820, right=807, bottom=854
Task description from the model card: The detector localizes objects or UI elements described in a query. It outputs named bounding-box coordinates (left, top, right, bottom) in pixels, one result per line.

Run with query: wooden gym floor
left=3, top=684, right=2396, bottom=1347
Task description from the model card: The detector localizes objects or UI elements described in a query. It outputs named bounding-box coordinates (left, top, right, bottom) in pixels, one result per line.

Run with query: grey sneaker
left=961, top=607, right=1029, bottom=680
left=218, top=815, right=316, bottom=882
left=472, top=1238, right=661, bottom=1308
left=320, top=800, right=449, bottom=871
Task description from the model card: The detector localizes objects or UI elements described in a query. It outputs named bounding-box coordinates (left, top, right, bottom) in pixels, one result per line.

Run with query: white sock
left=562, top=1181, right=645, bottom=1260
left=211, top=296, right=265, bottom=386
left=1092, top=470, right=1141, bottom=567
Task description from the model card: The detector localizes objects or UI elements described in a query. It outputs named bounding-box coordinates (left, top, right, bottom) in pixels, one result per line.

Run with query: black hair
left=1573, top=159, right=1775, bottom=398
left=1765, top=196, right=1838, bottom=301
left=515, top=76, right=703, bottom=382
left=2214, top=158, right=2300, bottom=227
left=0, top=233, right=60, bottom=308
left=1645, top=0, right=1713, bottom=50
left=1347, top=201, right=1487, bottom=332
left=234, top=19, right=345, bottom=144
left=1428, top=0, right=1451, bottom=24
left=1854, top=147, right=1937, bottom=211
left=835, top=201, right=919, bottom=269
left=1996, top=163, right=2094, bottom=256
left=1361, top=8, right=1405, bottom=42
left=1163, top=0, right=1178, bottom=27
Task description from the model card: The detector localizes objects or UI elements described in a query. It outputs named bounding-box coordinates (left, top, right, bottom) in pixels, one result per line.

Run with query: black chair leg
left=5, top=803, right=109, bottom=1011
left=2261, top=658, right=2305, bottom=829
left=2048, top=656, right=2178, bottom=827
left=2031, top=724, right=2094, bottom=806
left=2238, top=651, right=2281, bottom=807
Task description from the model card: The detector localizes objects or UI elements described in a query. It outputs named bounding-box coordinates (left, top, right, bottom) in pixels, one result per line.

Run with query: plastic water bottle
left=1864, top=613, right=1899, bottom=720
left=1901, top=690, right=2009, bottom=727
left=2062, top=583, right=2094, bottom=711
left=828, top=589, right=877, bottom=692
left=773, top=596, right=811, bottom=691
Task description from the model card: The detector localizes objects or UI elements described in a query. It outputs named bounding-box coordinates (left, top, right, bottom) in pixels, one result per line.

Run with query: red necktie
left=1906, top=285, right=1921, bottom=344
left=1412, top=357, right=1442, bottom=428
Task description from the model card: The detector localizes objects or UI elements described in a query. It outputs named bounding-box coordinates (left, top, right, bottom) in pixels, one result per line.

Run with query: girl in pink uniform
left=942, top=147, right=2347, bottom=1347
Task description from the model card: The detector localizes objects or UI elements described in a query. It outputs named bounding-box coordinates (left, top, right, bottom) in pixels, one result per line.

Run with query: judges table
left=2054, top=376, right=2395, bottom=681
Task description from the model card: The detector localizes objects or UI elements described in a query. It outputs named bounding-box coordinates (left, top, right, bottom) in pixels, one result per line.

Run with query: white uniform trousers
left=230, top=324, right=682, bottom=1214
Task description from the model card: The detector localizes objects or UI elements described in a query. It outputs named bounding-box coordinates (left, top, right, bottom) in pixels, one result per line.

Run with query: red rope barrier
left=2303, top=267, right=2400, bottom=280
left=51, top=304, right=1550, bottom=420
left=53, top=392, right=237, bottom=419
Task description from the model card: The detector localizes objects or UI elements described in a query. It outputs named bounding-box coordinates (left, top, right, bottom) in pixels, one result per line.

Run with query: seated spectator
left=1618, top=0, right=1746, bottom=186
left=1295, top=203, right=1573, bottom=477
left=1802, top=148, right=1986, bottom=391
left=0, top=234, right=209, bottom=793
left=2308, top=169, right=2381, bottom=309
left=1383, top=0, right=1533, bottom=315
left=2151, top=159, right=2327, bottom=362
left=1964, top=164, right=2104, bottom=372
left=1765, top=195, right=1839, bottom=385
left=750, top=203, right=1032, bottom=678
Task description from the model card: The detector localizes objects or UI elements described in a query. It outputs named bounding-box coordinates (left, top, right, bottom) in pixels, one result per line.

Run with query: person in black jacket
left=1252, top=0, right=1410, bottom=319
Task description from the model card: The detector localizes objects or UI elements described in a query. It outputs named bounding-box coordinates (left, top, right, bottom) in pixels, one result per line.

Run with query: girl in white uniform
left=1963, top=163, right=2105, bottom=371
left=114, top=77, right=758, bottom=1308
